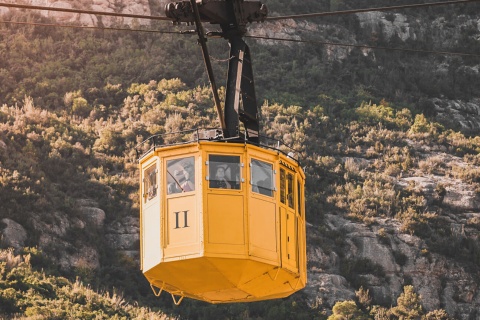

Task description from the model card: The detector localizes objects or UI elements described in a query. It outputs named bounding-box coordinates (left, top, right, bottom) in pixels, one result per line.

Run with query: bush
left=72, top=97, right=91, bottom=117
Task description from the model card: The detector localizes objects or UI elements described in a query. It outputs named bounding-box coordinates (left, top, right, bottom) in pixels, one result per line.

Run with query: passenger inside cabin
left=211, top=166, right=231, bottom=189
left=167, top=157, right=195, bottom=194
left=167, top=170, right=183, bottom=194
left=180, top=161, right=195, bottom=192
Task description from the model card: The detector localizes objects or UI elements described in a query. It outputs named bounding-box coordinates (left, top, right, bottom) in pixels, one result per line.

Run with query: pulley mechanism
left=165, top=0, right=267, bottom=34
left=165, top=0, right=268, bottom=143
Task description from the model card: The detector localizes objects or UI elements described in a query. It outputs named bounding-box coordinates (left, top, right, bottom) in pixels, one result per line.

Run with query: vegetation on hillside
left=1, top=2, right=480, bottom=109
left=327, top=286, right=452, bottom=320
left=0, top=249, right=453, bottom=319
left=2, top=76, right=479, bottom=318
left=1, top=1, right=480, bottom=318
left=0, top=248, right=168, bottom=319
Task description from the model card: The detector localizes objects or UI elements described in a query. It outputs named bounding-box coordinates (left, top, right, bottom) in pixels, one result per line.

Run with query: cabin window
left=208, top=155, right=241, bottom=190
left=251, top=159, right=274, bottom=197
left=280, top=168, right=295, bottom=208
left=287, top=172, right=294, bottom=209
left=280, top=169, right=286, bottom=204
left=144, top=164, right=158, bottom=202
left=166, top=157, right=195, bottom=194
left=297, top=181, right=302, bottom=216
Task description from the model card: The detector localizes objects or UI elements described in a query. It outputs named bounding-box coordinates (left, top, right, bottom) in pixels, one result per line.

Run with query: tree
left=72, top=97, right=91, bottom=117
left=328, top=300, right=370, bottom=320
left=390, top=285, right=424, bottom=319
left=356, top=286, right=372, bottom=312
left=423, top=309, right=451, bottom=320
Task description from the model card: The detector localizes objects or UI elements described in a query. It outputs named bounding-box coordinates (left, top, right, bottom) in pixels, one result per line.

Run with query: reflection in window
left=144, top=164, right=157, bottom=202
left=251, top=159, right=274, bottom=197
left=280, top=168, right=295, bottom=208
left=209, top=155, right=240, bottom=190
left=297, top=181, right=302, bottom=216
left=280, top=169, right=286, bottom=204
left=287, top=172, right=294, bottom=208
left=166, top=157, right=195, bottom=195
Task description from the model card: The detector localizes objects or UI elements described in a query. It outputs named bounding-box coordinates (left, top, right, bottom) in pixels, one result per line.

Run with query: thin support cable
left=266, top=0, right=480, bottom=21
left=0, top=20, right=187, bottom=34
left=245, top=35, right=480, bottom=58
left=0, top=2, right=171, bottom=21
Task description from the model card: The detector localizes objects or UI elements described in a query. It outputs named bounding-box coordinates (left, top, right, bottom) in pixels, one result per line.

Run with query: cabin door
left=142, top=160, right=162, bottom=272
left=279, top=168, right=298, bottom=273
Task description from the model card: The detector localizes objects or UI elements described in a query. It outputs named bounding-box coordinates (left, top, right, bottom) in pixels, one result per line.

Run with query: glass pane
left=287, top=172, right=294, bottom=209
left=166, top=157, right=195, bottom=195
left=251, top=159, right=273, bottom=197
left=297, top=181, right=302, bottom=216
left=280, top=169, right=286, bottom=204
left=209, top=155, right=241, bottom=190
left=144, top=164, right=157, bottom=202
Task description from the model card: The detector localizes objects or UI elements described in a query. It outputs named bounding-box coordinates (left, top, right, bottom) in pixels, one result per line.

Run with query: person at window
left=212, top=166, right=231, bottom=189
left=181, top=165, right=194, bottom=192
left=168, top=170, right=183, bottom=194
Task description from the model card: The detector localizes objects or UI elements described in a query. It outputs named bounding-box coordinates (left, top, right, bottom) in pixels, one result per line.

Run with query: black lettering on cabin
left=279, top=160, right=296, bottom=172
left=174, top=210, right=190, bottom=229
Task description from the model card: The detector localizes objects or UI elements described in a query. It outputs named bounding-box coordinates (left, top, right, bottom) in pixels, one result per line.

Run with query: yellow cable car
left=137, top=0, right=307, bottom=304
left=138, top=130, right=306, bottom=304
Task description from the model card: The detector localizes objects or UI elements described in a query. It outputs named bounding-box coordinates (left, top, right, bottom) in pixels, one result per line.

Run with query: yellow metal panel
left=280, top=206, right=298, bottom=273
left=298, top=217, right=307, bottom=283
left=164, top=193, right=200, bottom=258
left=140, top=157, right=161, bottom=272
left=203, top=257, right=276, bottom=289
left=206, top=193, right=245, bottom=254
left=142, top=201, right=161, bottom=272
left=286, top=209, right=298, bottom=272
left=201, top=288, right=251, bottom=302
left=145, top=258, right=236, bottom=294
left=280, top=207, right=288, bottom=265
left=238, top=267, right=303, bottom=299
left=249, top=197, right=278, bottom=262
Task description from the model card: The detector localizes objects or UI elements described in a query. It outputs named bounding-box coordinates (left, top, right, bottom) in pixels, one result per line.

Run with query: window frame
left=166, top=156, right=195, bottom=196
left=143, top=163, right=158, bottom=202
left=280, top=169, right=286, bottom=204
left=280, top=167, right=295, bottom=209
left=250, top=158, right=275, bottom=197
left=287, top=172, right=295, bottom=209
left=207, top=154, right=243, bottom=190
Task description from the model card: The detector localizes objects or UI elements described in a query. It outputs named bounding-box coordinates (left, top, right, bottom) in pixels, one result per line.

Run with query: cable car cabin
left=137, top=129, right=306, bottom=304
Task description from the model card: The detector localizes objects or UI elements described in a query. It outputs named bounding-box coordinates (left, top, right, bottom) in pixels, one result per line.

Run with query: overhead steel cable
left=1, top=19, right=478, bottom=58
left=244, top=35, right=480, bottom=58
left=2, top=0, right=479, bottom=24
left=0, top=2, right=171, bottom=21
left=0, top=20, right=185, bottom=34
left=266, top=0, right=480, bottom=21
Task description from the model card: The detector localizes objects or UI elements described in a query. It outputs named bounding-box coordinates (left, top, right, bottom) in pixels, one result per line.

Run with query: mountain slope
left=1, top=0, right=480, bottom=318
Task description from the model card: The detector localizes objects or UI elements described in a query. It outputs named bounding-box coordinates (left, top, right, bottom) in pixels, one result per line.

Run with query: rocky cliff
left=249, top=10, right=480, bottom=133
left=1, top=0, right=479, bottom=318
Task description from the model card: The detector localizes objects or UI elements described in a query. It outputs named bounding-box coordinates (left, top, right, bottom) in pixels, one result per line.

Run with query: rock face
left=433, top=98, right=480, bottom=134
left=5, top=1, right=479, bottom=132
left=307, top=149, right=480, bottom=317
left=105, top=215, right=139, bottom=258
left=356, top=12, right=416, bottom=42
left=79, top=206, right=106, bottom=227
left=307, top=214, right=480, bottom=317
left=0, top=218, right=27, bottom=250
left=2, top=1, right=479, bottom=317
left=24, top=199, right=109, bottom=271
